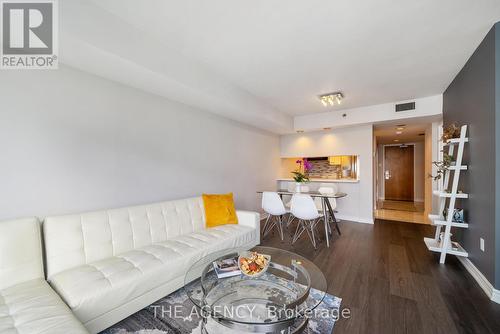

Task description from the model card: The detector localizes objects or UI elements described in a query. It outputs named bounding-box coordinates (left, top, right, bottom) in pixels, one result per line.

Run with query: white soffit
left=294, top=95, right=442, bottom=132
left=59, top=1, right=293, bottom=134
left=59, top=1, right=500, bottom=133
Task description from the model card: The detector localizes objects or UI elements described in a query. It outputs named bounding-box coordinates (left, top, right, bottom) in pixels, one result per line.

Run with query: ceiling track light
left=318, top=92, right=344, bottom=107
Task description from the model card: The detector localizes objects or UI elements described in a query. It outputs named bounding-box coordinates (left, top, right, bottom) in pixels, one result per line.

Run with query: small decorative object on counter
left=238, top=251, right=271, bottom=277
left=341, top=166, right=351, bottom=178
left=292, top=158, right=311, bottom=192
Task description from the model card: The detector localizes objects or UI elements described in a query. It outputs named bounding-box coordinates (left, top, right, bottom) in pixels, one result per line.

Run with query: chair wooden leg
left=262, top=215, right=271, bottom=237
left=292, top=220, right=305, bottom=244
left=304, top=220, right=317, bottom=249
left=313, top=219, right=320, bottom=248
left=263, top=215, right=278, bottom=238
left=278, top=215, right=284, bottom=241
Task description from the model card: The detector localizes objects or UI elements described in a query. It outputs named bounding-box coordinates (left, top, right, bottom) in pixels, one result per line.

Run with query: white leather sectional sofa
left=0, top=218, right=88, bottom=334
left=0, top=197, right=260, bottom=334
left=43, top=196, right=260, bottom=333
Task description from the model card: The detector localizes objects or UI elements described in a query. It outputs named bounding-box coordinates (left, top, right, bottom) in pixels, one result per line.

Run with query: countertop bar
left=277, top=178, right=359, bottom=183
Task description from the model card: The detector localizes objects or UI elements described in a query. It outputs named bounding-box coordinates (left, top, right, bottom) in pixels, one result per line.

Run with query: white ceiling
left=61, top=0, right=500, bottom=132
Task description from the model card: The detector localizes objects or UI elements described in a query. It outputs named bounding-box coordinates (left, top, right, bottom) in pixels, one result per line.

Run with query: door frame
left=382, top=143, right=416, bottom=201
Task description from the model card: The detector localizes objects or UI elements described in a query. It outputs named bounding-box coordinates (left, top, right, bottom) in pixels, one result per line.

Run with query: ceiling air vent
left=395, top=102, right=415, bottom=112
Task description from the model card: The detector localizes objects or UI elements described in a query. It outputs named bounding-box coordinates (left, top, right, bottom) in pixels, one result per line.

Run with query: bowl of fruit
left=238, top=251, right=271, bottom=277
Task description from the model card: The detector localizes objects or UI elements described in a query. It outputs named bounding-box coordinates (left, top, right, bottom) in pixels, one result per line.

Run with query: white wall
left=0, top=65, right=280, bottom=220
left=414, top=142, right=425, bottom=202
left=280, top=125, right=374, bottom=223
left=423, top=122, right=441, bottom=222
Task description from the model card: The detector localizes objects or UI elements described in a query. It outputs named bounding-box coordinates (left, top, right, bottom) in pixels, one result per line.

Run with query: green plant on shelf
left=429, top=153, right=454, bottom=181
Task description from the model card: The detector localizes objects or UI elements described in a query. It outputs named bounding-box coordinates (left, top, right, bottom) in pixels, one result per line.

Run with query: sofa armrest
left=236, top=210, right=260, bottom=245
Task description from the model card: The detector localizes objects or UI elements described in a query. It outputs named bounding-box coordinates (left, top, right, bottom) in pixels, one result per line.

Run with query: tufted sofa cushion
left=43, top=197, right=260, bottom=333
left=0, top=218, right=44, bottom=290
left=49, top=224, right=256, bottom=324
left=0, top=279, right=88, bottom=334
left=43, top=197, right=207, bottom=279
left=0, top=217, right=88, bottom=334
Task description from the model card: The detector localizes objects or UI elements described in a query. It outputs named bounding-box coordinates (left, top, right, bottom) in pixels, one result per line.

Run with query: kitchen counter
left=277, top=178, right=359, bottom=183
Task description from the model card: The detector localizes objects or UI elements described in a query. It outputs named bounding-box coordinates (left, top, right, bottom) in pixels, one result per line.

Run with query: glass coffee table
left=184, top=246, right=327, bottom=333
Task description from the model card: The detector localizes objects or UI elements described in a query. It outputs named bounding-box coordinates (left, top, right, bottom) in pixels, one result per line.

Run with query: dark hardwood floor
left=260, top=219, right=500, bottom=334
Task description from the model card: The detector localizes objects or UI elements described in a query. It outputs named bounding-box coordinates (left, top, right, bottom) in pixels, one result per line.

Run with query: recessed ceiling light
left=318, top=92, right=343, bottom=107
left=394, top=139, right=399, bottom=142
left=396, top=127, right=405, bottom=131
left=396, top=131, right=403, bottom=135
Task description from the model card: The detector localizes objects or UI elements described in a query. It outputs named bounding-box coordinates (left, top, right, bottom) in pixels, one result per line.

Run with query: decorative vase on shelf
left=295, top=182, right=302, bottom=193
left=342, top=169, right=351, bottom=178
left=439, top=232, right=453, bottom=249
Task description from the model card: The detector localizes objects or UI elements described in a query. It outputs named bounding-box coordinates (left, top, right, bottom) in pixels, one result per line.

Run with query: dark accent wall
left=443, top=23, right=499, bottom=288
left=496, top=23, right=500, bottom=289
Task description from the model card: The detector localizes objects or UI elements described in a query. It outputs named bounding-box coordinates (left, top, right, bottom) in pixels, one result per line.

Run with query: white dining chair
left=314, top=184, right=338, bottom=212
left=290, top=194, right=323, bottom=249
left=285, top=184, right=310, bottom=227
left=261, top=192, right=287, bottom=240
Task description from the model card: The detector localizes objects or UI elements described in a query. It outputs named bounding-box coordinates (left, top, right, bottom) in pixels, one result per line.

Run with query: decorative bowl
left=238, top=251, right=271, bottom=277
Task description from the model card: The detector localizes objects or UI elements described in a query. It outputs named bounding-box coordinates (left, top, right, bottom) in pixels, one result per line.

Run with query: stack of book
left=212, top=257, right=241, bottom=278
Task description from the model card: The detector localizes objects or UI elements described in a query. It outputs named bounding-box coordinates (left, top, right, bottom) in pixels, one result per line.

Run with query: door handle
left=385, top=170, right=391, bottom=180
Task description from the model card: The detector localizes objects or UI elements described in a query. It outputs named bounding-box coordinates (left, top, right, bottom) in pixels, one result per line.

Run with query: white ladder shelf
left=425, top=124, right=469, bottom=263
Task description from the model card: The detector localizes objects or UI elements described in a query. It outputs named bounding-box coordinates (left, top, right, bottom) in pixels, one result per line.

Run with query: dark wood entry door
left=384, top=145, right=414, bottom=201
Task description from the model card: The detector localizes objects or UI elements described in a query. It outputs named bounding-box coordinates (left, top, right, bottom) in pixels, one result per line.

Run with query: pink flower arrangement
left=292, top=158, right=311, bottom=183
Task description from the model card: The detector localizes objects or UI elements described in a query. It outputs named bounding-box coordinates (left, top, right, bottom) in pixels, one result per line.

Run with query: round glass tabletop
left=184, top=246, right=327, bottom=331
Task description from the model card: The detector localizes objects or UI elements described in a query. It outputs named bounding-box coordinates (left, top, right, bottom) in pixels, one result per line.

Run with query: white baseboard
left=493, top=290, right=500, bottom=304
left=335, top=214, right=374, bottom=225
left=259, top=213, right=374, bottom=225
left=457, top=256, right=500, bottom=304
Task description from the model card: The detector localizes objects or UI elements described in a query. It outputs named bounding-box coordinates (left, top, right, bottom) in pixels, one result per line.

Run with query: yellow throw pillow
left=202, top=193, right=238, bottom=228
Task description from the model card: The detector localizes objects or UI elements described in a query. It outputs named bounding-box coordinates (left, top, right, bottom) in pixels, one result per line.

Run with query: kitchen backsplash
left=308, top=159, right=343, bottom=179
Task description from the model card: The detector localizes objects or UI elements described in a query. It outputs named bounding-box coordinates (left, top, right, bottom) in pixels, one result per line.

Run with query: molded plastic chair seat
left=285, top=184, right=310, bottom=208
left=261, top=192, right=288, bottom=240
left=290, top=194, right=323, bottom=249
